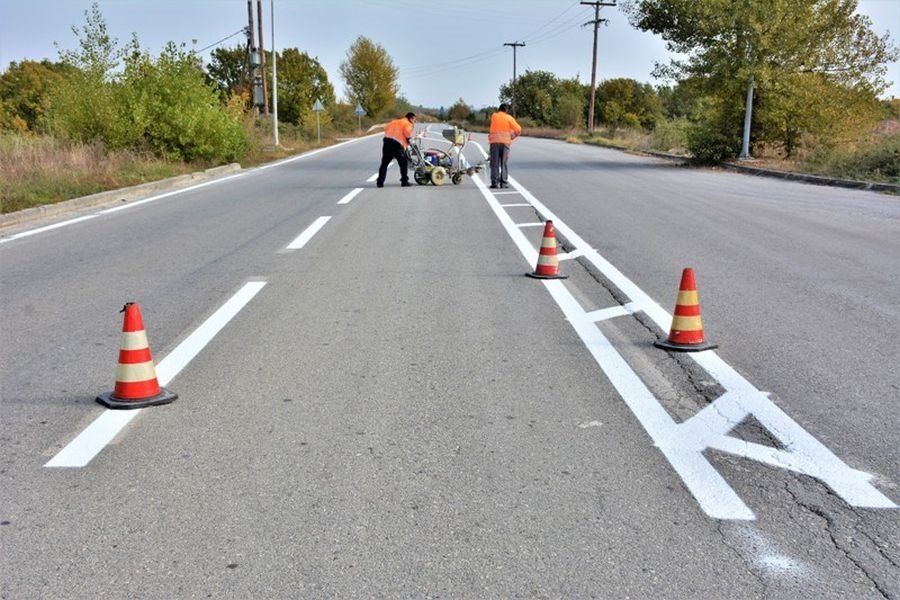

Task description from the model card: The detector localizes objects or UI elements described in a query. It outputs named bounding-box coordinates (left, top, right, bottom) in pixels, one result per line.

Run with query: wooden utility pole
left=256, top=0, right=269, bottom=117
left=503, top=41, right=525, bottom=116
left=581, top=1, right=616, bottom=132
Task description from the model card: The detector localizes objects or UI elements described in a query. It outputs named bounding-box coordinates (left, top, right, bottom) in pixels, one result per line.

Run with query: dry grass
left=0, top=135, right=194, bottom=213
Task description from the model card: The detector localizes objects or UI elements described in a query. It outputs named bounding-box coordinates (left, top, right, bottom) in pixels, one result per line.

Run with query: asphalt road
left=1, top=130, right=898, bottom=598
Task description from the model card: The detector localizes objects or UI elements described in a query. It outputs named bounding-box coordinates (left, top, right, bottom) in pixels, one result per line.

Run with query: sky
left=2, top=0, right=899, bottom=110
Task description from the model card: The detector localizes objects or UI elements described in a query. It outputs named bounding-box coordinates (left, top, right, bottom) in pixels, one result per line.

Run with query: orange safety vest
left=488, top=111, right=522, bottom=145
left=384, top=117, right=414, bottom=149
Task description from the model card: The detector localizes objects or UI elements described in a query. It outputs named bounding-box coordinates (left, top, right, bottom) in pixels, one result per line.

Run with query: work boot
left=401, top=181, right=412, bottom=187
left=376, top=181, right=384, bottom=188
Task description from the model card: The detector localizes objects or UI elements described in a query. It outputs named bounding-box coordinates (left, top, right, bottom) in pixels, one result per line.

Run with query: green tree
left=42, top=3, right=135, bottom=144
left=339, top=36, right=398, bottom=118
left=595, top=78, right=663, bottom=131
left=207, top=45, right=249, bottom=98
left=500, top=70, right=556, bottom=124
left=276, top=48, right=335, bottom=125
left=553, top=78, right=587, bottom=129
left=625, top=0, right=899, bottom=159
left=448, top=98, right=471, bottom=122
left=118, top=42, right=248, bottom=161
left=0, top=60, right=75, bottom=132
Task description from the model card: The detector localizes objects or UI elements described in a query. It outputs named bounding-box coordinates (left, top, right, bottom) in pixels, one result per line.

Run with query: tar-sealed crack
left=785, top=477, right=899, bottom=599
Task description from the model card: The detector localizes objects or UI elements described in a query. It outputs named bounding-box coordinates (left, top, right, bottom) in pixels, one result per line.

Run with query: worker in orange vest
left=377, top=112, right=417, bottom=188
left=488, top=103, right=522, bottom=189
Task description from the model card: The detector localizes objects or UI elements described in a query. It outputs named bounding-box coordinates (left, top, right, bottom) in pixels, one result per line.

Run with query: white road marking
left=516, top=223, right=545, bottom=228
left=286, top=216, right=331, bottom=250
left=0, top=215, right=98, bottom=243
left=338, top=188, right=364, bottom=205
left=501, top=203, right=531, bottom=207
left=471, top=164, right=896, bottom=519
left=1, top=134, right=378, bottom=244
left=45, top=280, right=267, bottom=467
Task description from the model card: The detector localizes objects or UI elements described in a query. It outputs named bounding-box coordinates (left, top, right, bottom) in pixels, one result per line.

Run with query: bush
left=686, top=121, right=739, bottom=163
left=801, top=133, right=900, bottom=183
left=119, top=43, right=249, bottom=162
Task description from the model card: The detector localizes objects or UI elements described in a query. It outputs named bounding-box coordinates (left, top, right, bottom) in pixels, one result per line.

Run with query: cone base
left=654, top=338, right=718, bottom=353
left=526, top=272, right=569, bottom=280
left=97, top=387, right=178, bottom=410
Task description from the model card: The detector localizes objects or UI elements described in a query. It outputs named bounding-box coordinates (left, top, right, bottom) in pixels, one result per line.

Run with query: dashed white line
left=286, top=216, right=331, bottom=250
left=45, top=280, right=267, bottom=467
left=338, top=188, right=364, bottom=205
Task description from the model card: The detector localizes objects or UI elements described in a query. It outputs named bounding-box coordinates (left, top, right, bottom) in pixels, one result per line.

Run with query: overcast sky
left=2, top=0, right=898, bottom=109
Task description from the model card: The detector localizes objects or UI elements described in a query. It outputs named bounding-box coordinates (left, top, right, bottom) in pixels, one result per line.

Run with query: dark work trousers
left=377, top=137, right=409, bottom=186
left=489, top=143, right=511, bottom=186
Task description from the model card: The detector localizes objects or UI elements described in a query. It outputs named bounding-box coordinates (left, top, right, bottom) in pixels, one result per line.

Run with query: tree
left=207, top=45, right=249, bottom=98
left=339, top=36, right=398, bottom=118
left=595, top=78, right=663, bottom=131
left=275, top=48, right=335, bottom=125
left=624, top=0, right=899, bottom=159
left=0, top=60, right=75, bottom=132
left=553, top=78, right=587, bottom=129
left=448, top=98, right=471, bottom=122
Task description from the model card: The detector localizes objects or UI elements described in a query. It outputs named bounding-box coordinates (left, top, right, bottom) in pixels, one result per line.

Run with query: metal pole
left=271, top=0, right=278, bottom=146
left=739, top=77, right=754, bottom=159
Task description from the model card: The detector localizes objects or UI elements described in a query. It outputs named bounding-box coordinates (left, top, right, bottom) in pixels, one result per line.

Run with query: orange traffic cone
left=654, top=267, right=718, bottom=352
left=526, top=220, right=569, bottom=279
left=96, top=303, right=177, bottom=409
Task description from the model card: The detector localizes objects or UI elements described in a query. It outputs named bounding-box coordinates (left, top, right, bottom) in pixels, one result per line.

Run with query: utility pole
left=581, top=1, right=616, bottom=132
left=246, top=1, right=262, bottom=113
left=256, top=0, right=269, bottom=117
left=503, top=41, right=525, bottom=116
left=271, top=0, right=279, bottom=146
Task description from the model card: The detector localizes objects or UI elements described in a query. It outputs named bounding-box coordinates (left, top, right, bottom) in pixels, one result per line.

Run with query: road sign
left=353, top=104, right=366, bottom=117
left=312, top=99, right=324, bottom=112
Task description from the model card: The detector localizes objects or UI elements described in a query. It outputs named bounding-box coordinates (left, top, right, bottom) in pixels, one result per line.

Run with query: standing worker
left=488, top=103, right=522, bottom=189
left=376, top=112, right=417, bottom=188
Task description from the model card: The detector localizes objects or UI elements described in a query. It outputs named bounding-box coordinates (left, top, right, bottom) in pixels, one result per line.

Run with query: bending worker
left=377, top=112, right=417, bottom=188
left=488, top=103, right=522, bottom=189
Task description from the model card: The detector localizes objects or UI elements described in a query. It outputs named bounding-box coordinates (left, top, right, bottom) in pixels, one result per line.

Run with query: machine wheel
left=430, top=167, right=447, bottom=186
left=451, top=174, right=463, bottom=185
left=415, top=172, right=429, bottom=185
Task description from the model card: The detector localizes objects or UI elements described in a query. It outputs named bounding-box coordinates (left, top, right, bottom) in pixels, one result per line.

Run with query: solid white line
left=3, top=135, right=380, bottom=244
left=367, top=173, right=379, bottom=182
left=500, top=203, right=531, bottom=207
left=517, top=223, right=545, bottom=228
left=286, top=216, right=331, bottom=250
left=45, top=281, right=267, bottom=468
left=338, top=188, right=363, bottom=205
left=0, top=215, right=98, bottom=243
left=478, top=168, right=895, bottom=518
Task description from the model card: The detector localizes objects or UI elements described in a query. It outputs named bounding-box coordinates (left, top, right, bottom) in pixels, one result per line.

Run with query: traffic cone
left=654, top=268, right=717, bottom=352
left=96, top=303, right=177, bottom=409
left=526, top=220, right=569, bottom=279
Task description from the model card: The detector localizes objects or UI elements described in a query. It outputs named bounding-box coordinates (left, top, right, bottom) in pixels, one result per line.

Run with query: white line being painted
left=45, top=280, right=267, bottom=467
left=338, top=188, right=364, bottom=205
left=474, top=170, right=896, bottom=519
left=286, top=216, right=331, bottom=250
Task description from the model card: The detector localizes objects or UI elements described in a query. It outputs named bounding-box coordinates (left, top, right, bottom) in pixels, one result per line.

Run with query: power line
left=196, top=28, right=247, bottom=54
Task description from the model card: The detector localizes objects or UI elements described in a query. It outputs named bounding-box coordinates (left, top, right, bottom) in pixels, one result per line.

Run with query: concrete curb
left=580, top=139, right=898, bottom=193
left=716, top=161, right=899, bottom=193
left=0, top=163, right=242, bottom=230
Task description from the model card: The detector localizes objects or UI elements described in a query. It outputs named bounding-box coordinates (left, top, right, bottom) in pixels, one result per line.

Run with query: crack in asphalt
left=785, top=480, right=898, bottom=599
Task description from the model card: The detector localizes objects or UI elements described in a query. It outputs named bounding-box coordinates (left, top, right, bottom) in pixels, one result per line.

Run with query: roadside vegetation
left=2, top=1, right=897, bottom=214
